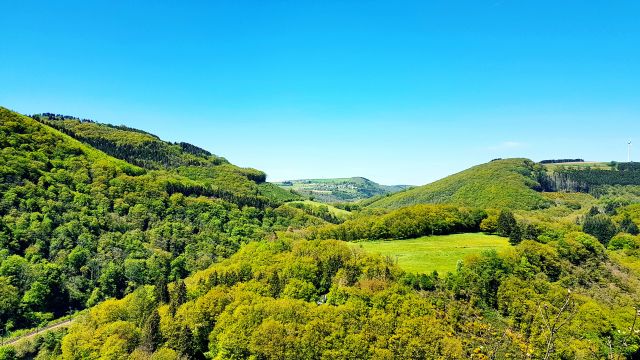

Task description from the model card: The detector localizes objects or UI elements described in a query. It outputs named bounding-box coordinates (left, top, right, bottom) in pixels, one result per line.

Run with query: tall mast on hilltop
left=629, top=141, right=633, bottom=162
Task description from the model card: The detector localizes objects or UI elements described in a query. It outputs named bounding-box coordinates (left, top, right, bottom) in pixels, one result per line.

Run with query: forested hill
left=32, top=113, right=301, bottom=204
left=33, top=113, right=230, bottom=171
left=367, top=158, right=550, bottom=210
left=275, top=177, right=410, bottom=203
left=0, top=107, right=316, bottom=336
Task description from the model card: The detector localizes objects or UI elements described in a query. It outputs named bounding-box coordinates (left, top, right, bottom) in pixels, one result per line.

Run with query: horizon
left=2, top=1, right=639, bottom=184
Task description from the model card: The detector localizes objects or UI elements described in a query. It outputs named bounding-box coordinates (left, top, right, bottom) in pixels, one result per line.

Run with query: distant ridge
left=274, top=177, right=411, bottom=203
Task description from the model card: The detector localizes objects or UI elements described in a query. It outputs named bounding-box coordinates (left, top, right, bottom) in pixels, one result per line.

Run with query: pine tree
left=142, top=309, right=162, bottom=352
left=176, top=325, right=197, bottom=359
left=155, top=277, right=169, bottom=304
left=267, top=271, right=282, bottom=298
left=169, top=280, right=187, bottom=316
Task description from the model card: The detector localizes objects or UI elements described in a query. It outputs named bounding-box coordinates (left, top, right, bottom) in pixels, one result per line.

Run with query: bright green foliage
left=50, top=231, right=640, bottom=359
left=0, top=107, right=318, bottom=333
left=608, top=233, right=640, bottom=250
left=368, top=158, right=551, bottom=210
left=312, top=204, right=486, bottom=241
left=8, top=107, right=640, bottom=359
left=280, top=200, right=352, bottom=224
left=34, top=113, right=228, bottom=170
left=33, top=112, right=303, bottom=205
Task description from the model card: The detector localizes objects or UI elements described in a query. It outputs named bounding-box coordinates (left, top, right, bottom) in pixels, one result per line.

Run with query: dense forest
left=0, top=108, right=315, bottom=338
left=5, top=107, right=640, bottom=359
left=540, top=163, right=640, bottom=193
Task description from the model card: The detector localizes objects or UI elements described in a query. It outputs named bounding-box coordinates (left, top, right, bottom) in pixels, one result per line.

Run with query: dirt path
left=2, top=319, right=73, bottom=347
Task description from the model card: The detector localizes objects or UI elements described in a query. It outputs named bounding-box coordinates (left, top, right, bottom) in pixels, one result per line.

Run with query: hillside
left=33, top=113, right=301, bottom=204
left=368, top=158, right=550, bottom=210
left=540, top=161, right=640, bottom=193
left=0, top=107, right=316, bottom=336
left=275, top=177, right=410, bottom=203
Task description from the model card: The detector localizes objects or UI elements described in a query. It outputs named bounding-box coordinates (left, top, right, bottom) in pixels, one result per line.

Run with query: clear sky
left=1, top=1, right=639, bottom=185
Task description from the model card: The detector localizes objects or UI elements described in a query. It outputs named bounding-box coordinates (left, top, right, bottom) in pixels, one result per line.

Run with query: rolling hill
left=367, top=158, right=550, bottom=210
left=33, top=113, right=301, bottom=204
left=274, top=177, right=410, bottom=203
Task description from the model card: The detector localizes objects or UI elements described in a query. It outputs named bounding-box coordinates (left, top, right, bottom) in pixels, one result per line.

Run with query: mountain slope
left=33, top=113, right=301, bottom=204
left=0, top=107, right=315, bottom=334
left=367, top=158, right=550, bottom=210
left=275, top=177, right=410, bottom=203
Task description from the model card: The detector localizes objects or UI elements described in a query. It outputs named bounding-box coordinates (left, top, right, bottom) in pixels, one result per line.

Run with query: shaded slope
left=368, top=158, right=550, bottom=210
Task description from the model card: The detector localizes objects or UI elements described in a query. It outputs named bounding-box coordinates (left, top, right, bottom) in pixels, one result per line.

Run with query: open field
left=348, top=233, right=510, bottom=274
left=543, top=161, right=612, bottom=172
left=288, top=200, right=352, bottom=219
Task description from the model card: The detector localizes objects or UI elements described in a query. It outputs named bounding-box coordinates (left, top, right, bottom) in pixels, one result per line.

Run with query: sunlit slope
left=368, top=158, right=550, bottom=210
left=33, top=113, right=301, bottom=204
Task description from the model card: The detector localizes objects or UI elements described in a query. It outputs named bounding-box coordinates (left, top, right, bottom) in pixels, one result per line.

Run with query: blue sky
left=1, top=0, right=639, bottom=185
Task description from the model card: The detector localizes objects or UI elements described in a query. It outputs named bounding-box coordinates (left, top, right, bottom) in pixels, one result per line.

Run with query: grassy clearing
left=348, top=233, right=510, bottom=274
left=290, top=200, right=352, bottom=218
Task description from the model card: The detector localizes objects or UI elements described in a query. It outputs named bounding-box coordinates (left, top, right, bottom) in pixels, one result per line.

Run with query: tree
left=538, top=290, right=576, bottom=360
left=99, top=262, right=126, bottom=298
left=583, top=214, right=618, bottom=245
left=175, top=325, right=197, bottom=359
left=509, top=225, right=523, bottom=245
left=620, top=214, right=639, bottom=235
left=155, top=277, right=169, bottom=304
left=267, top=271, right=282, bottom=298
left=142, top=309, right=162, bottom=352
left=0, top=277, right=19, bottom=326
left=497, top=210, right=517, bottom=238
left=169, top=280, right=187, bottom=316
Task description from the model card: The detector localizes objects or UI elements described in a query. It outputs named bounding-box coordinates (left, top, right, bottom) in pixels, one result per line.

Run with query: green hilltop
left=367, top=158, right=550, bottom=210
left=275, top=177, right=410, bottom=203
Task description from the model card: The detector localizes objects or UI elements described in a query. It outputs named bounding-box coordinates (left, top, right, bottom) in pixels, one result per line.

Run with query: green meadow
left=349, top=233, right=510, bottom=274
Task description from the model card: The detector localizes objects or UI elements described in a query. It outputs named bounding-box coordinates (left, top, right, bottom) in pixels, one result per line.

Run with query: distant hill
left=274, top=177, right=411, bottom=203
left=367, top=158, right=551, bottom=210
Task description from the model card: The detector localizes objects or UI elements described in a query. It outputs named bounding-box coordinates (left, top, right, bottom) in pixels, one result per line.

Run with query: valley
left=2, top=107, right=640, bottom=359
